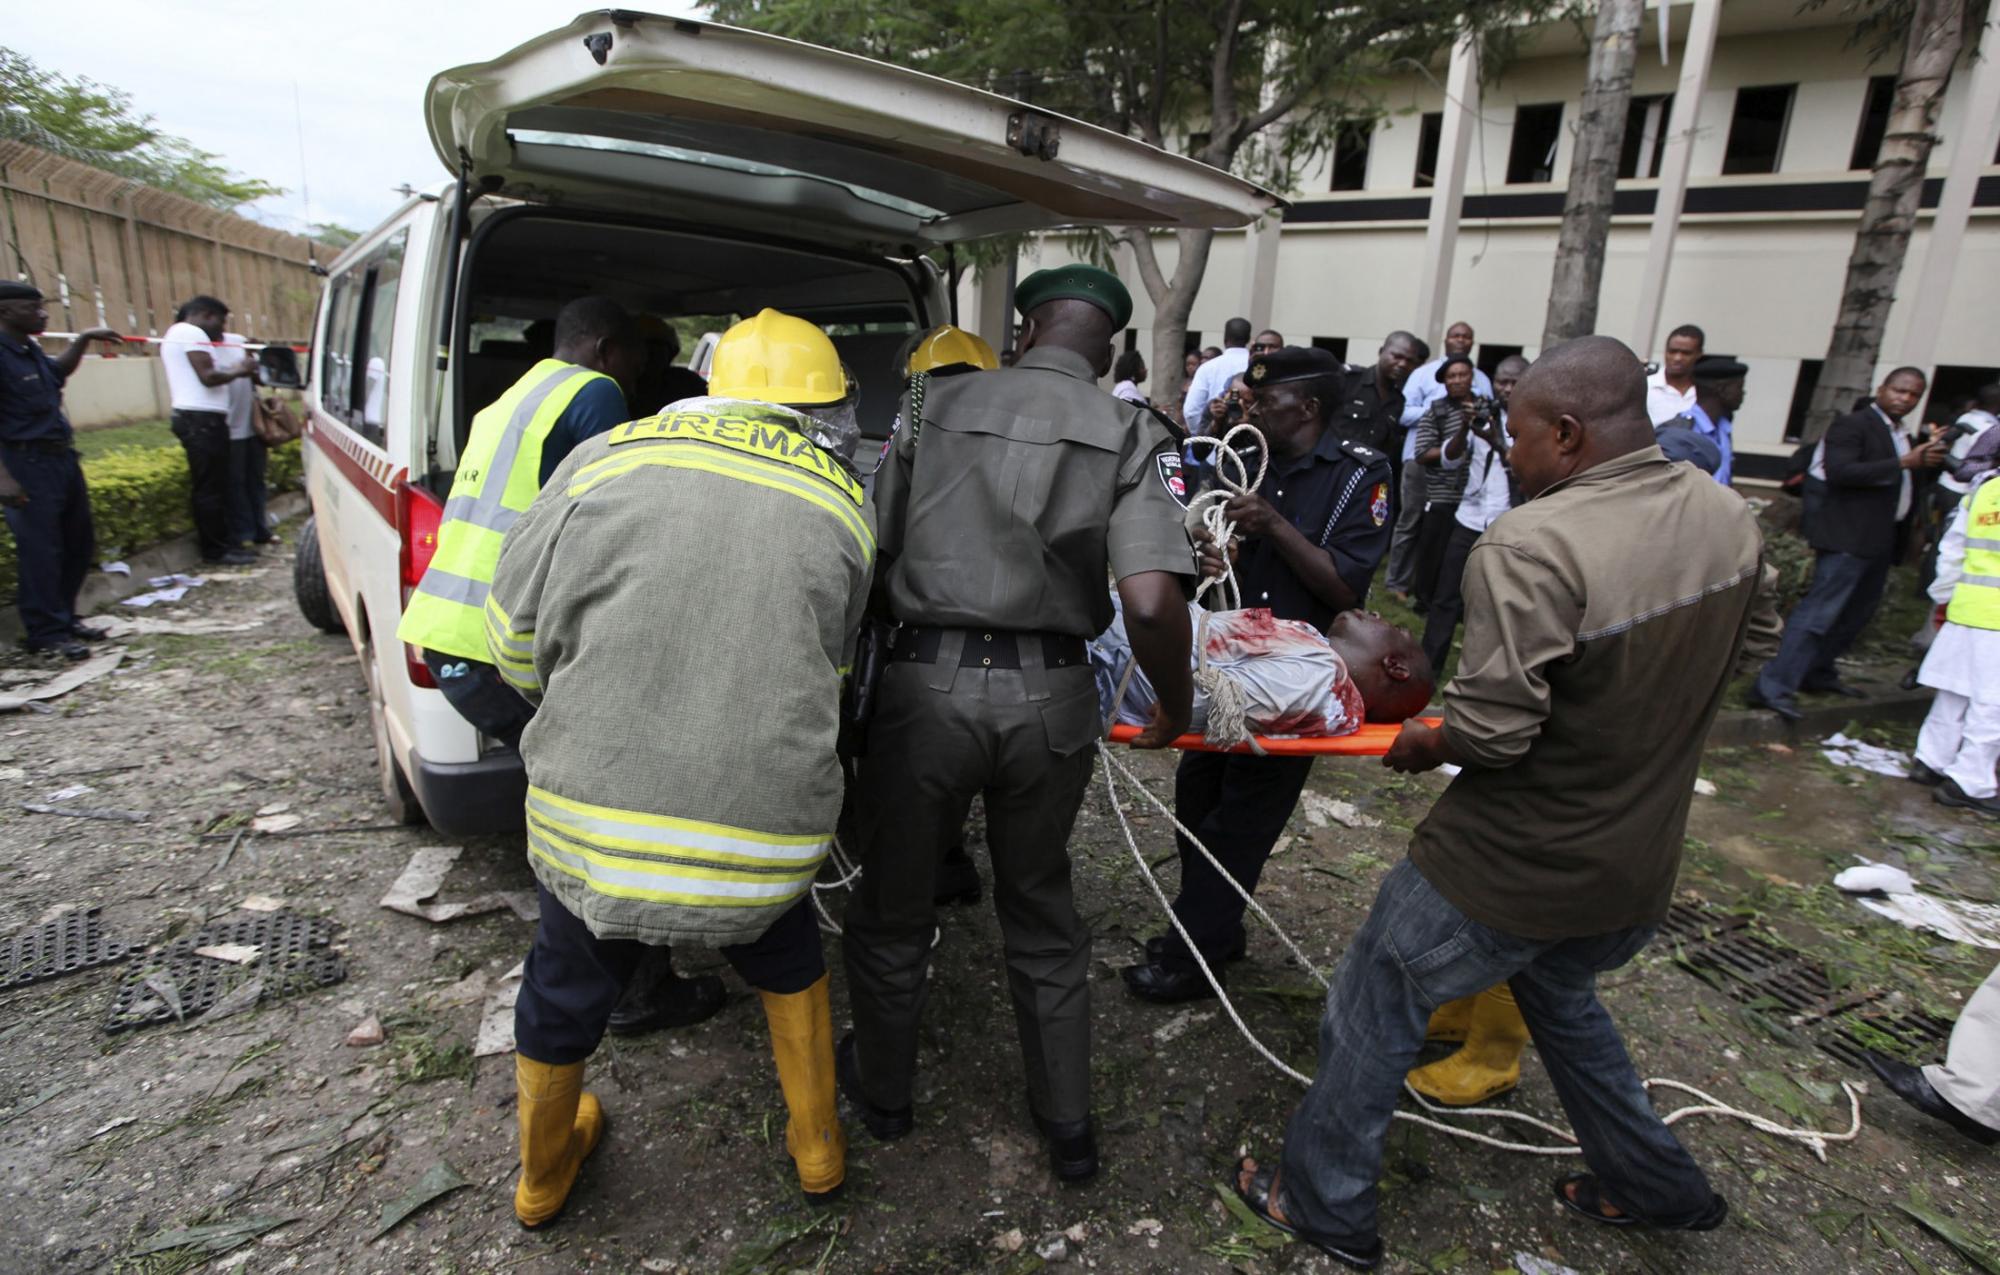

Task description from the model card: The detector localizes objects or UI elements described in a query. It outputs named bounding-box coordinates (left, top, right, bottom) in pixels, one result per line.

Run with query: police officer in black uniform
left=0, top=282, right=122, bottom=659
left=1124, top=345, right=1397, bottom=1003
left=1334, top=331, right=1424, bottom=452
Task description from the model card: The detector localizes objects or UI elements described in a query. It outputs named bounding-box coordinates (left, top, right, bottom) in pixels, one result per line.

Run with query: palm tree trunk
left=1804, top=0, right=1965, bottom=441
left=1542, top=0, right=1644, bottom=346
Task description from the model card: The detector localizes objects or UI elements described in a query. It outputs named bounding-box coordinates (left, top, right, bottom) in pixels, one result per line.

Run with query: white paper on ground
left=1820, top=731, right=1910, bottom=778
left=380, top=845, right=538, bottom=924
left=121, top=586, right=188, bottom=608
left=0, top=651, right=124, bottom=713
left=1834, top=860, right=1916, bottom=895
left=1857, top=893, right=2000, bottom=950
left=146, top=573, right=206, bottom=589
left=97, top=616, right=262, bottom=639
left=1438, top=763, right=1463, bottom=777
left=46, top=784, right=94, bottom=802
left=100, top=561, right=130, bottom=576
left=1296, top=790, right=1382, bottom=830
left=473, top=963, right=526, bottom=1057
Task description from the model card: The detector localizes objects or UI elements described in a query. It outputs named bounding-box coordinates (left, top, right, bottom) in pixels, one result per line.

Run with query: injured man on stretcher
left=1092, top=598, right=1435, bottom=739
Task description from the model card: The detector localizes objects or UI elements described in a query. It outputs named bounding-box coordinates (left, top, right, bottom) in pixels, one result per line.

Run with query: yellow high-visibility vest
left=396, top=359, right=612, bottom=663
left=1947, top=473, right=2000, bottom=631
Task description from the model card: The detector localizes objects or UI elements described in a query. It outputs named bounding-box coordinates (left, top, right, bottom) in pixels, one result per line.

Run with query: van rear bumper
left=411, top=750, right=527, bottom=837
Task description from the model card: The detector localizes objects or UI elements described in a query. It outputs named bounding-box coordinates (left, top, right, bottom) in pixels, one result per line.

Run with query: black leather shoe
left=606, top=956, right=727, bottom=1036
left=836, top=1032, right=913, bottom=1140
left=1145, top=933, right=1246, bottom=965
left=934, top=844, right=982, bottom=907
left=1805, top=678, right=1867, bottom=699
left=1908, top=760, right=1945, bottom=786
left=28, top=638, right=90, bottom=662
left=1862, top=1050, right=2000, bottom=1146
left=1030, top=1105, right=1099, bottom=1183
left=1746, top=689, right=1803, bottom=723
left=69, top=622, right=110, bottom=642
left=1934, top=778, right=2000, bottom=819
left=1122, top=958, right=1221, bottom=1004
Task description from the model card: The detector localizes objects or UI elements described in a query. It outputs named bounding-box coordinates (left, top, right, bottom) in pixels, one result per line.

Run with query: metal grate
left=1820, top=1010, right=1957, bottom=1070
left=0, top=907, right=131, bottom=989
left=104, top=910, right=344, bottom=1033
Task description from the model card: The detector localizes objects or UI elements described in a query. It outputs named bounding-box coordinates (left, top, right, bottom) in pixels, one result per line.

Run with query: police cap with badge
left=1245, top=344, right=1346, bottom=399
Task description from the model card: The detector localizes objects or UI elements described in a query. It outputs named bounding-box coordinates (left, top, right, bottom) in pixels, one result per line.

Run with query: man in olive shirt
left=841, top=265, right=1195, bottom=1184
left=1229, top=337, right=1759, bottom=1268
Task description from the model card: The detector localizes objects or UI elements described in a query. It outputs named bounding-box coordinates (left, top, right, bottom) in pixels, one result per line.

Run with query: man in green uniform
left=839, top=265, right=1197, bottom=1183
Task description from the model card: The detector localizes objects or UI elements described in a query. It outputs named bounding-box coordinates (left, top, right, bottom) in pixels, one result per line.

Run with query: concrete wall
left=62, top=356, right=170, bottom=428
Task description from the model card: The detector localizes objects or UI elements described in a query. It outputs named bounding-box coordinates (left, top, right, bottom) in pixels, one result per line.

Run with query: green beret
left=1014, top=264, right=1132, bottom=331
left=1246, top=345, right=1344, bottom=388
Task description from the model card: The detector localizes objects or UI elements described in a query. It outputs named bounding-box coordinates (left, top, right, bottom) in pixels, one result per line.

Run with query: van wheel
left=364, top=639, right=425, bottom=826
left=294, top=516, right=344, bottom=634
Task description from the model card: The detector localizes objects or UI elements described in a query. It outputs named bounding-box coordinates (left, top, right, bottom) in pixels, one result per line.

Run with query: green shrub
left=0, top=440, right=302, bottom=602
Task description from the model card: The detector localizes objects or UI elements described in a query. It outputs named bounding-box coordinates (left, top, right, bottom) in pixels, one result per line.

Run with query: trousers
left=227, top=437, right=270, bottom=546
left=1411, top=500, right=1462, bottom=610
left=1279, top=860, right=1714, bottom=1239
left=1915, top=688, right=2000, bottom=800
left=842, top=656, right=1099, bottom=1124
left=1383, top=458, right=1426, bottom=595
left=1755, top=549, right=1889, bottom=701
left=1160, top=749, right=1315, bottom=964
left=1926, top=961, right=2000, bottom=1131
left=423, top=649, right=536, bottom=748
left=514, top=884, right=822, bottom=1065
left=1420, top=521, right=1480, bottom=673
left=170, top=410, right=233, bottom=559
left=0, top=445, right=94, bottom=647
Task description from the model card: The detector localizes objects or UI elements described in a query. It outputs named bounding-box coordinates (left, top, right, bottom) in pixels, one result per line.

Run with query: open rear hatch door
left=427, top=10, right=1280, bottom=248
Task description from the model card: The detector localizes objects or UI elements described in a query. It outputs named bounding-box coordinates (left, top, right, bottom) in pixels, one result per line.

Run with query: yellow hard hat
left=907, top=324, right=999, bottom=374
left=709, top=309, right=847, bottom=405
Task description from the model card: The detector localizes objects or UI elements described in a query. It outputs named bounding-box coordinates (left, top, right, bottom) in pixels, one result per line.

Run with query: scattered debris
left=1297, top=790, right=1381, bottom=829
left=144, top=974, right=186, bottom=1022
left=0, top=907, right=131, bottom=989
left=1834, top=861, right=1914, bottom=896
left=346, top=1015, right=385, bottom=1047
left=1035, top=1233, right=1069, bottom=1263
left=429, top=970, right=490, bottom=1008
left=0, top=650, right=124, bottom=713
left=251, top=812, right=303, bottom=834
left=1126, top=1219, right=1163, bottom=1238
left=1835, top=858, right=2000, bottom=949
left=20, top=802, right=148, bottom=822
left=240, top=894, right=285, bottom=912
left=1513, top=1255, right=1582, bottom=1275
left=96, top=615, right=263, bottom=639
left=473, top=963, right=526, bottom=1057
left=90, top=1115, right=138, bottom=1139
left=121, top=585, right=191, bottom=608
left=122, top=1214, right=299, bottom=1263
left=255, top=800, right=291, bottom=816
left=1154, top=1009, right=1213, bottom=1045
left=370, top=1161, right=472, bottom=1239
left=45, top=783, right=94, bottom=802
left=100, top=560, right=130, bottom=576
left=992, top=1228, right=1026, bottom=1253
left=148, top=572, right=207, bottom=589
left=1820, top=731, right=1909, bottom=778
left=200, top=978, right=266, bottom=1023
left=194, top=943, right=261, bottom=964
left=380, top=845, right=538, bottom=924
left=1063, top=1222, right=1088, bottom=1245
left=1693, top=777, right=1718, bottom=797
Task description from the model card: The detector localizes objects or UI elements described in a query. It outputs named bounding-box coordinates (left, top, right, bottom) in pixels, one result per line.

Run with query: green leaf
left=1742, top=1070, right=1811, bottom=1121
left=1895, top=1200, right=2000, bottom=1275
left=370, top=1160, right=471, bottom=1240
left=125, top=1213, right=298, bottom=1258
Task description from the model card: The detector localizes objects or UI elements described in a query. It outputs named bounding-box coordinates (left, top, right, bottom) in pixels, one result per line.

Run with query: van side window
left=351, top=229, right=410, bottom=447
left=321, top=272, right=362, bottom=423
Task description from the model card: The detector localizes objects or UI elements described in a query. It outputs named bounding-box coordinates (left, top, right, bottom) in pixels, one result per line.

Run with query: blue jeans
left=1278, top=861, right=1714, bottom=1240
left=1754, top=549, right=1889, bottom=702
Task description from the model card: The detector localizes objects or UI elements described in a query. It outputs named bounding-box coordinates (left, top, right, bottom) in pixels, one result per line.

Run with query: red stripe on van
left=305, top=413, right=403, bottom=525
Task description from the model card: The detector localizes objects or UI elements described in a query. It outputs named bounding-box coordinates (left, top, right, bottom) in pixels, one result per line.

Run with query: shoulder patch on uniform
left=1156, top=451, right=1190, bottom=507
left=1369, top=481, right=1391, bottom=526
left=1339, top=439, right=1382, bottom=464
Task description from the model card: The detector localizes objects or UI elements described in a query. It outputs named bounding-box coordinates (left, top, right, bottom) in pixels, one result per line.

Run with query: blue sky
left=10, top=2, right=699, bottom=238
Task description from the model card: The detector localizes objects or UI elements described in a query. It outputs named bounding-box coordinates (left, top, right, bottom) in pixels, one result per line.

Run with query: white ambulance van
left=293, top=11, right=1276, bottom=835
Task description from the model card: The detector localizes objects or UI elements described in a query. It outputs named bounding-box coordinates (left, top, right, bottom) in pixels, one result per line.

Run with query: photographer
left=1409, top=355, right=1486, bottom=612
left=1925, top=384, right=1999, bottom=588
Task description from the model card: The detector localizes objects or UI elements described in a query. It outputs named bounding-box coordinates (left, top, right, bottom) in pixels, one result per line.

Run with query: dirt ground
left=2, top=523, right=1997, bottom=1275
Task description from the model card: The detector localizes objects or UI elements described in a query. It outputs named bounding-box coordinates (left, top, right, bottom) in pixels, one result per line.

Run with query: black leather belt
left=896, top=626, right=1087, bottom=670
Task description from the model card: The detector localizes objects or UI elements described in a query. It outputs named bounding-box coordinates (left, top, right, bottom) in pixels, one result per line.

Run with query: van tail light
left=396, top=478, right=445, bottom=689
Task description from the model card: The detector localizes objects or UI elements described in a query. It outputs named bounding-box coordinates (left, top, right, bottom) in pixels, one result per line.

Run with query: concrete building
left=964, top=0, right=2000, bottom=481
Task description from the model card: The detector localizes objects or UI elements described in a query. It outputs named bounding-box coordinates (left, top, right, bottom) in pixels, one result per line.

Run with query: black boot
left=606, top=946, right=727, bottom=1036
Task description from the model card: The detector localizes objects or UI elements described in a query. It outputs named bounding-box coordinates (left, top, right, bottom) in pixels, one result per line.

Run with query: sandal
left=1231, top=1156, right=1383, bottom=1271
left=1554, top=1174, right=1728, bottom=1232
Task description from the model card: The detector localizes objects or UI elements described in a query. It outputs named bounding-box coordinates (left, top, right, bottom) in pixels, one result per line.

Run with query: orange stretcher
left=1105, top=717, right=1441, bottom=756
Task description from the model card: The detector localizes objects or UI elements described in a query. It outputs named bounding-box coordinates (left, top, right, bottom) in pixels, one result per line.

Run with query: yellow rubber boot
left=1407, top=984, right=1529, bottom=1106
left=759, top=973, right=847, bottom=1198
left=1425, top=994, right=1475, bottom=1044
left=513, top=1055, right=606, bottom=1229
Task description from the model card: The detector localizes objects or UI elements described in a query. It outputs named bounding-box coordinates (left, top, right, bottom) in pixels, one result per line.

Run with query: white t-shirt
left=162, top=321, right=230, bottom=413
left=1183, top=346, right=1249, bottom=427
left=1646, top=369, right=1697, bottom=426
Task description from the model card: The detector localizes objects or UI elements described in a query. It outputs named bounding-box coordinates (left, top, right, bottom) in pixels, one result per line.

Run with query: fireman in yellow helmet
left=493, top=309, right=869, bottom=1226
left=905, top=323, right=999, bottom=375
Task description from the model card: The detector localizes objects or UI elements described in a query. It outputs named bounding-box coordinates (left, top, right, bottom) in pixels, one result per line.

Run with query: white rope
left=1182, top=422, right=1268, bottom=615
left=1093, top=740, right=1868, bottom=1160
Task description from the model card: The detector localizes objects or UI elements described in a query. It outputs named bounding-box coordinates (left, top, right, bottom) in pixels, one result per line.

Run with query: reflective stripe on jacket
left=396, top=360, right=611, bottom=662
left=486, top=400, right=873, bottom=945
left=1948, top=473, right=2000, bottom=631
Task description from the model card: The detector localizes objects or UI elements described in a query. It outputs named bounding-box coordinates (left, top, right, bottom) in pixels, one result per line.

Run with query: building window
left=1922, top=364, right=2000, bottom=429
left=1311, top=336, right=1349, bottom=361
left=1330, top=121, right=1373, bottom=191
left=1413, top=112, right=1444, bottom=188
left=1722, top=84, right=1795, bottom=175
left=1618, top=94, right=1673, bottom=179
left=1784, top=359, right=1823, bottom=443
left=1506, top=103, right=1564, bottom=184
left=1477, top=344, right=1525, bottom=380
left=1850, top=75, right=1898, bottom=170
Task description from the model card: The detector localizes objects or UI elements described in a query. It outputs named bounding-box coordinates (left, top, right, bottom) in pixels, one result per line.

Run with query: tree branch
left=1206, top=0, right=1247, bottom=162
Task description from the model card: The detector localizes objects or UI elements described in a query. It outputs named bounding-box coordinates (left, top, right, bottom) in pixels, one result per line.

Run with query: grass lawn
left=74, top=417, right=176, bottom=458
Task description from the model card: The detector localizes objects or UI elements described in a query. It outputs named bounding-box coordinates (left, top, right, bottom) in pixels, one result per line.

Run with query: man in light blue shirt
left=1183, top=317, right=1254, bottom=428
left=1387, top=321, right=1490, bottom=597
left=1668, top=356, right=1743, bottom=486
